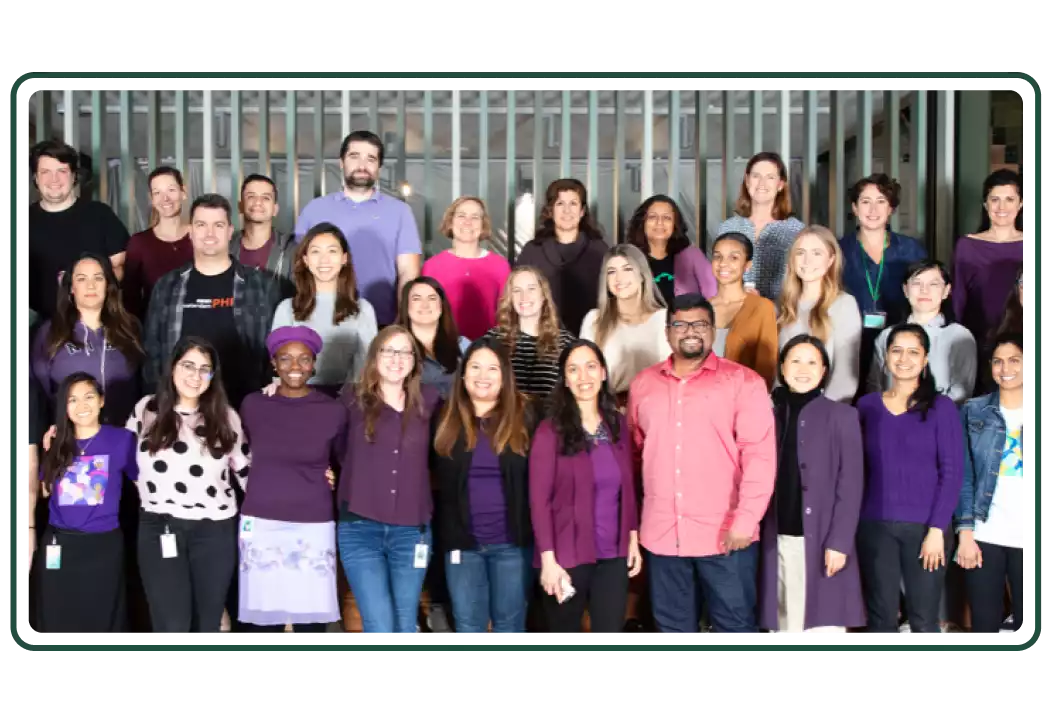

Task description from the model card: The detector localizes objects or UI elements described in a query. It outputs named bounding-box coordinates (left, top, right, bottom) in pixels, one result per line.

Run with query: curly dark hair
left=533, top=178, right=603, bottom=241
left=546, top=339, right=621, bottom=456
left=625, top=194, right=691, bottom=257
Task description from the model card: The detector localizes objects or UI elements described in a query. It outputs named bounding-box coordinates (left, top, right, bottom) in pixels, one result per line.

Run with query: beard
left=677, top=339, right=707, bottom=359
left=345, top=171, right=376, bottom=189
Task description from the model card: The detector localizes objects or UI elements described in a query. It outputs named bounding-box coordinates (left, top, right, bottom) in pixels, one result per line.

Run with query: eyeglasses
left=379, top=348, right=415, bottom=360
left=177, top=360, right=214, bottom=381
left=669, top=320, right=712, bottom=334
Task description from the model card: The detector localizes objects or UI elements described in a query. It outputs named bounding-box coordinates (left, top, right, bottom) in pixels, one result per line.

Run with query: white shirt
left=580, top=309, right=672, bottom=394
left=973, top=405, right=1024, bottom=549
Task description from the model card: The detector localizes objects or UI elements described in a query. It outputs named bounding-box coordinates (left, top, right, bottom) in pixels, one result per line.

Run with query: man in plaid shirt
left=143, top=194, right=279, bottom=410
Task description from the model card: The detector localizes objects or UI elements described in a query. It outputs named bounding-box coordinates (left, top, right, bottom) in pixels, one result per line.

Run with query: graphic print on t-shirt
left=183, top=294, right=234, bottom=311
left=999, top=426, right=1023, bottom=477
left=57, top=454, right=110, bottom=506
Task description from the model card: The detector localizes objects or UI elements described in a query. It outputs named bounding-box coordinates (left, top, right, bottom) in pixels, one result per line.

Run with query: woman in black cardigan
left=431, top=337, right=534, bottom=632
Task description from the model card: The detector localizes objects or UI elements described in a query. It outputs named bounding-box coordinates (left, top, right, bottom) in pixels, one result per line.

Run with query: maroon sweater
left=122, top=228, right=194, bottom=320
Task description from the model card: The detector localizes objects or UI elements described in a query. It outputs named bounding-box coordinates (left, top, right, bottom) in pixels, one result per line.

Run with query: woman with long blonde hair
left=335, top=325, right=443, bottom=632
left=432, top=337, right=534, bottom=632
left=776, top=225, right=862, bottom=403
left=484, top=266, right=575, bottom=399
left=580, top=244, right=671, bottom=400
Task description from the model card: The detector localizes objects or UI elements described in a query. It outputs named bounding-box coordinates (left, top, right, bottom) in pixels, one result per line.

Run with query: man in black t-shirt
left=28, top=141, right=129, bottom=320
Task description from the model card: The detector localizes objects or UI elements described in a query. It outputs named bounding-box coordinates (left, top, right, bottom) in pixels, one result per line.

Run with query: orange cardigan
left=721, top=293, right=779, bottom=389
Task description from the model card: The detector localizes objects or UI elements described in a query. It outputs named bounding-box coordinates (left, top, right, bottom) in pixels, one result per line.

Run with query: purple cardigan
left=758, top=396, right=867, bottom=630
left=674, top=246, right=717, bottom=299
left=529, top=416, right=639, bottom=570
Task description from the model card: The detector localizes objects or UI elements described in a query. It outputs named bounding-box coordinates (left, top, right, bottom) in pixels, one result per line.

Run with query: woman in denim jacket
left=954, top=332, right=1024, bottom=633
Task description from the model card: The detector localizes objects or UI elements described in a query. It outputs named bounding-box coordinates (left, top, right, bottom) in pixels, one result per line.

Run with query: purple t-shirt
left=293, top=191, right=421, bottom=325
left=588, top=426, right=622, bottom=559
left=47, top=425, right=138, bottom=533
left=239, top=235, right=275, bottom=271
left=467, top=430, right=510, bottom=545
left=239, top=391, right=348, bottom=523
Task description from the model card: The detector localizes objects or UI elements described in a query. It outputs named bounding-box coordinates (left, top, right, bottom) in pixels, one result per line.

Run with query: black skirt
left=35, top=525, right=127, bottom=632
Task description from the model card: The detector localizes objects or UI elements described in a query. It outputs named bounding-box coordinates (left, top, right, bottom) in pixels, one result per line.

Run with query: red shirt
left=122, top=228, right=193, bottom=320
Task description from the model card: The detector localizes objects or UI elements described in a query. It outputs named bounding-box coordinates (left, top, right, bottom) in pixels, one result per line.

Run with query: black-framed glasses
left=669, top=320, right=712, bottom=334
left=379, top=348, right=415, bottom=360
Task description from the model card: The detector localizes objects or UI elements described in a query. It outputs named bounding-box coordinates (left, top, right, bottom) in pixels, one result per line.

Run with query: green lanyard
left=859, top=233, right=888, bottom=305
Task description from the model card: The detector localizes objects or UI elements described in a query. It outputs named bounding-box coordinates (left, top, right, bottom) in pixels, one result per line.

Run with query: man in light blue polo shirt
left=293, top=130, right=421, bottom=325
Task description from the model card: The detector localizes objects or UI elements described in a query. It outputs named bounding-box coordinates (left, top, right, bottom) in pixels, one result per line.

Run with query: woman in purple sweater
left=529, top=339, right=641, bottom=632
left=856, top=323, right=964, bottom=632
left=237, top=326, right=348, bottom=632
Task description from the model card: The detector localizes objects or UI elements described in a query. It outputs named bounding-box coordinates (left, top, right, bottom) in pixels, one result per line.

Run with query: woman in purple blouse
left=35, top=372, right=138, bottom=632
left=855, top=323, right=964, bottom=632
left=529, top=339, right=641, bottom=632
left=336, top=325, right=442, bottom=633
left=432, top=337, right=534, bottom=632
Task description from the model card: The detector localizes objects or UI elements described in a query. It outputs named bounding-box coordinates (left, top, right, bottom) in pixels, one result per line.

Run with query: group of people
left=26, top=131, right=1026, bottom=635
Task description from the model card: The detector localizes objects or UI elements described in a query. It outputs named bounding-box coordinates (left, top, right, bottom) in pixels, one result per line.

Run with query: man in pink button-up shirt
left=628, top=293, right=776, bottom=632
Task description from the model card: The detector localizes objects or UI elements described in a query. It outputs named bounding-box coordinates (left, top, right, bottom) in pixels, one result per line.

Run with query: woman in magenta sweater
left=529, top=339, right=641, bottom=632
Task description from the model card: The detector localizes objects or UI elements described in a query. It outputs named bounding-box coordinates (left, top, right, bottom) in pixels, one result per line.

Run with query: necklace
left=77, top=431, right=101, bottom=456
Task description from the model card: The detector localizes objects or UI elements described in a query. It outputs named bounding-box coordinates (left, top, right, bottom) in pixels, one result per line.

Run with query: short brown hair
left=439, top=196, right=492, bottom=241
left=735, top=152, right=793, bottom=220
left=848, top=173, right=901, bottom=210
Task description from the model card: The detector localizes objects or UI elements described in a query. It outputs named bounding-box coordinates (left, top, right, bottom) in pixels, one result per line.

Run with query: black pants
left=243, top=622, right=329, bottom=633
left=35, top=526, right=126, bottom=632
left=137, top=511, right=238, bottom=632
left=542, top=558, right=630, bottom=632
left=857, top=520, right=945, bottom=633
left=424, top=490, right=450, bottom=607
left=964, top=541, right=1023, bottom=633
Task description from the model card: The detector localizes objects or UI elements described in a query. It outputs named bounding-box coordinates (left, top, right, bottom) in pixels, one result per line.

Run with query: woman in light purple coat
left=758, top=334, right=866, bottom=632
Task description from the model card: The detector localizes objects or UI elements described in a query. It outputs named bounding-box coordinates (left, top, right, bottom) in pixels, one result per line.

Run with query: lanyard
left=859, top=233, right=888, bottom=304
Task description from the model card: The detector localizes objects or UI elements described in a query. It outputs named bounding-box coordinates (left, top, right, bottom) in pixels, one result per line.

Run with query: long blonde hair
left=350, top=325, right=427, bottom=442
left=594, top=244, right=666, bottom=348
left=777, top=225, right=844, bottom=344
left=492, top=266, right=562, bottom=361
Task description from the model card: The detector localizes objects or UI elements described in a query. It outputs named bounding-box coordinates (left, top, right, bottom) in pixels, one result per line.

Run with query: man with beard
left=293, top=130, right=421, bottom=326
left=231, top=173, right=296, bottom=301
left=627, top=293, right=776, bottom=633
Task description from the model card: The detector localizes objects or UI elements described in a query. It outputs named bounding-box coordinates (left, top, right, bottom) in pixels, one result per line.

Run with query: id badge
left=239, top=517, right=254, bottom=540
left=863, top=311, right=887, bottom=330
left=413, top=543, right=429, bottom=569
left=45, top=544, right=62, bottom=570
left=450, top=550, right=461, bottom=565
left=160, top=532, right=178, bottom=559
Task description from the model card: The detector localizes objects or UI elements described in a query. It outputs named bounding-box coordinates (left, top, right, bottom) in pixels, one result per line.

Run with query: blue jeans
left=647, top=543, right=759, bottom=633
left=337, top=518, right=431, bottom=633
left=445, top=543, right=532, bottom=632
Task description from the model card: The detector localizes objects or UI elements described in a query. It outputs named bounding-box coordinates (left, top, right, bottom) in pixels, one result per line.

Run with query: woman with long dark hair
left=35, top=372, right=138, bottom=631
left=269, top=222, right=377, bottom=395
left=529, top=339, right=641, bottom=632
left=626, top=194, right=715, bottom=307
left=855, top=323, right=964, bottom=632
left=128, top=336, right=250, bottom=632
left=995, top=267, right=1023, bottom=338
left=32, top=252, right=143, bottom=426
left=431, top=337, right=534, bottom=632
left=397, top=276, right=469, bottom=399
left=758, top=335, right=866, bottom=632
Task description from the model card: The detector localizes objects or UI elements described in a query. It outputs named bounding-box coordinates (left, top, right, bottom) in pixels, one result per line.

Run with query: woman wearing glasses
left=336, top=326, right=443, bottom=632
left=127, top=336, right=250, bottom=632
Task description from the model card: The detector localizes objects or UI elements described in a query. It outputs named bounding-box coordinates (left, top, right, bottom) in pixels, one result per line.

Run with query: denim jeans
left=337, top=517, right=431, bottom=633
left=857, top=520, right=945, bottom=633
left=445, top=543, right=532, bottom=632
left=646, top=543, right=759, bottom=633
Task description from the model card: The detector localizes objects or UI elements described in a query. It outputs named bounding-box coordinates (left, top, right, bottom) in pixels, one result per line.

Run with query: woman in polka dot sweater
left=127, top=335, right=250, bottom=633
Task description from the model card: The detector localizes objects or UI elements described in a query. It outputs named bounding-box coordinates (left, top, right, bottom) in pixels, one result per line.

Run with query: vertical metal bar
left=803, top=91, right=818, bottom=224
left=642, top=89, right=654, bottom=200
left=955, top=91, right=992, bottom=247
left=857, top=90, right=874, bottom=179
left=202, top=90, right=215, bottom=193
left=479, top=91, right=489, bottom=202
left=35, top=91, right=53, bottom=143
left=230, top=91, right=243, bottom=229
left=174, top=90, right=187, bottom=182
left=368, top=90, right=379, bottom=133
left=693, top=91, right=707, bottom=250
left=505, top=91, right=517, bottom=262
left=560, top=91, right=572, bottom=178
left=395, top=91, right=406, bottom=188
left=285, top=90, right=298, bottom=228
left=722, top=91, right=736, bottom=219
left=911, top=91, right=928, bottom=242
left=778, top=91, right=791, bottom=169
left=423, top=90, right=434, bottom=248
left=751, top=90, right=764, bottom=154
left=312, top=90, right=325, bottom=198
left=668, top=90, right=681, bottom=200
left=90, top=91, right=107, bottom=202
left=146, top=91, right=161, bottom=170
left=934, top=91, right=956, bottom=265
left=63, top=90, right=78, bottom=150
left=883, top=91, right=901, bottom=231
left=451, top=89, right=461, bottom=200
left=613, top=91, right=627, bottom=242
left=829, top=91, right=846, bottom=237
left=341, top=90, right=352, bottom=140
left=532, top=90, right=544, bottom=202
left=118, top=90, right=136, bottom=230
left=257, top=91, right=271, bottom=177
left=586, top=91, right=599, bottom=218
